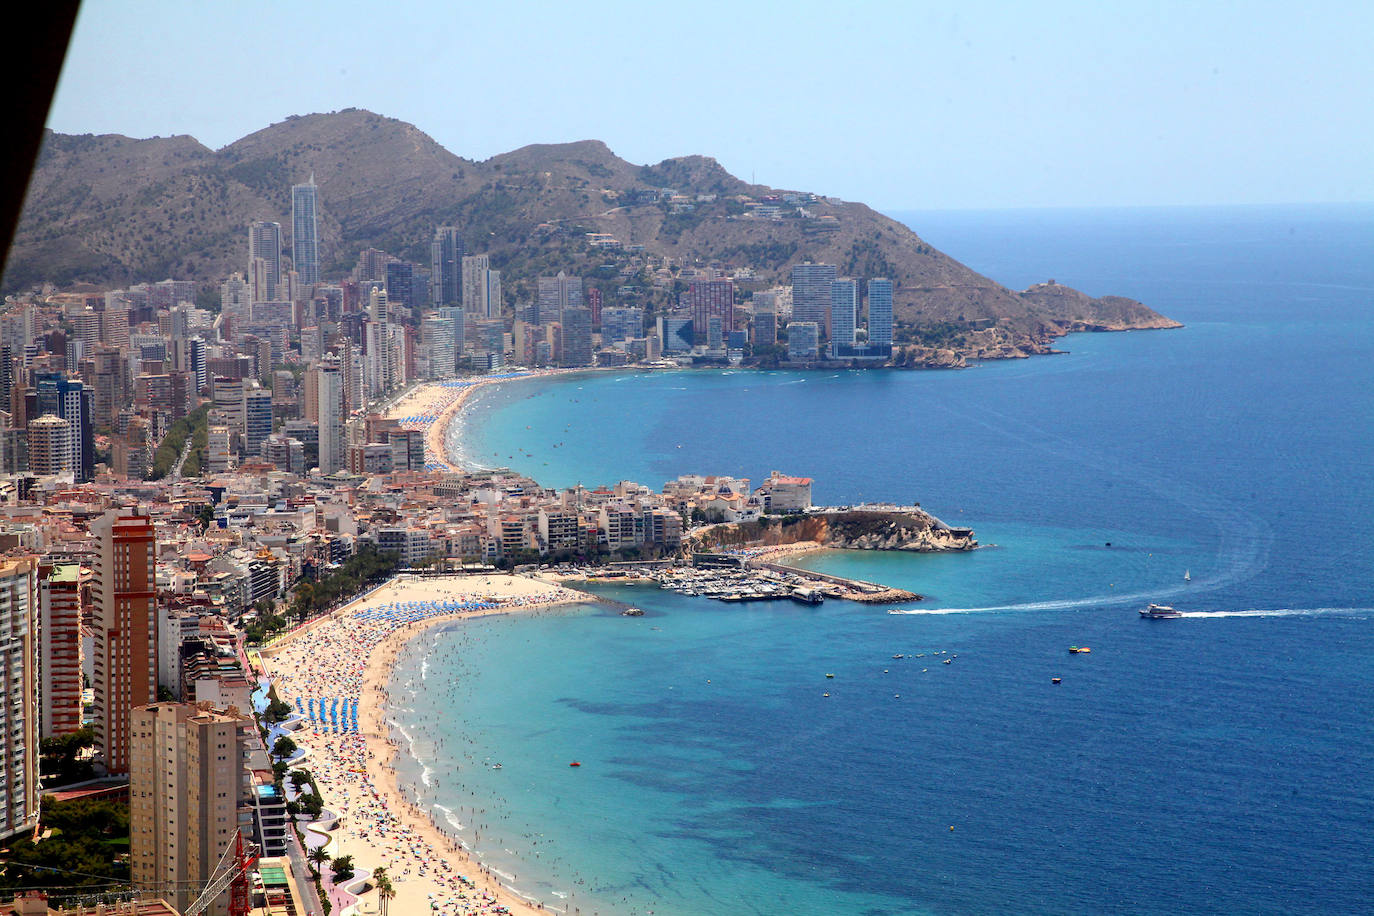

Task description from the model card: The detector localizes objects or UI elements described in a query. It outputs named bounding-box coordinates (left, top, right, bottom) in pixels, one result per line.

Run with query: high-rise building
left=91, top=508, right=158, bottom=776
left=31, top=373, right=93, bottom=482
left=130, top=703, right=255, bottom=916
left=248, top=221, right=283, bottom=301
left=26, top=414, right=69, bottom=475
left=385, top=261, right=416, bottom=310
left=787, top=321, right=820, bottom=360
left=790, top=262, right=837, bottom=336
left=244, top=387, right=273, bottom=460
left=830, top=278, right=859, bottom=355
left=536, top=272, right=582, bottom=326
left=206, top=425, right=231, bottom=474
left=431, top=227, right=464, bottom=307
left=291, top=176, right=320, bottom=286
left=0, top=557, right=39, bottom=842
left=421, top=315, right=458, bottom=379
left=39, top=561, right=84, bottom=738
left=688, top=279, right=735, bottom=345
left=867, top=278, right=894, bottom=352
left=560, top=307, right=593, bottom=367
left=437, top=307, right=466, bottom=360
left=601, top=307, right=644, bottom=346
left=461, top=255, right=490, bottom=315
left=316, top=359, right=344, bottom=474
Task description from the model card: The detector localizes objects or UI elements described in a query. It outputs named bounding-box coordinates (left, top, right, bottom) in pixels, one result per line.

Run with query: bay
left=388, top=204, right=1374, bottom=915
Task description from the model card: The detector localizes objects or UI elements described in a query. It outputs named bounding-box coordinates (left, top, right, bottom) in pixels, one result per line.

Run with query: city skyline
left=42, top=1, right=1374, bottom=211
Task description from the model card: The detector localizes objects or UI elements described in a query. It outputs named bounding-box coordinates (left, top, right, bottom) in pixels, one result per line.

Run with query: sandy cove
left=260, top=574, right=590, bottom=916
left=381, top=370, right=584, bottom=471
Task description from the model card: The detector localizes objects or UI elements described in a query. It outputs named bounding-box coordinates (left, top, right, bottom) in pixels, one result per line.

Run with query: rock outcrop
left=698, top=508, right=976, bottom=553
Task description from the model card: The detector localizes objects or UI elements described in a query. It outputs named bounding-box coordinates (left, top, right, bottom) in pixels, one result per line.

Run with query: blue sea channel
left=383, top=204, right=1374, bottom=915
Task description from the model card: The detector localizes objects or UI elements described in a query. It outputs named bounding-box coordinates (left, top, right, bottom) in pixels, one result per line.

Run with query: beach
left=259, top=574, right=589, bottom=916
left=384, top=370, right=598, bottom=474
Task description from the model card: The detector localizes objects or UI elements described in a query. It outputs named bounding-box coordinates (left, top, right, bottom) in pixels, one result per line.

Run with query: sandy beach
left=384, top=370, right=594, bottom=473
left=260, top=573, right=590, bottom=916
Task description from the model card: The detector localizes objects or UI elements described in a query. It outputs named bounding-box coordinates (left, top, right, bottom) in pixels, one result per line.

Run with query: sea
left=384, top=203, right=1374, bottom=915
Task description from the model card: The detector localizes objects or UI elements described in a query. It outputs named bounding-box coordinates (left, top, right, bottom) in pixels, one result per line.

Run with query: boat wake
left=1173, top=607, right=1374, bottom=619
left=890, top=604, right=1373, bottom=618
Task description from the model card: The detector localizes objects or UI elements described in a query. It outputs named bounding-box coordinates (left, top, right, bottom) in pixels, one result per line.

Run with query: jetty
left=650, top=558, right=918, bottom=605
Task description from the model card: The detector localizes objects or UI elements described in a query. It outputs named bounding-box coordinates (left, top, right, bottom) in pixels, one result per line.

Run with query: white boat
left=1184, top=569, right=1191, bottom=581
left=1139, top=603, right=1183, bottom=619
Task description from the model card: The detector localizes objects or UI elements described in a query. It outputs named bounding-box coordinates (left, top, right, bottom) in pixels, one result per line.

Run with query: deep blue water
left=390, top=204, right=1374, bottom=915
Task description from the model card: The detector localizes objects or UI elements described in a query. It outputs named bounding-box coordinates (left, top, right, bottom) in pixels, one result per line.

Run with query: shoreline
left=260, top=573, right=596, bottom=916
left=382, top=367, right=635, bottom=476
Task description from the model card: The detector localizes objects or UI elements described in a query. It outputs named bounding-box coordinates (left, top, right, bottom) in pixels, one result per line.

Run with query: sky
left=45, top=0, right=1374, bottom=210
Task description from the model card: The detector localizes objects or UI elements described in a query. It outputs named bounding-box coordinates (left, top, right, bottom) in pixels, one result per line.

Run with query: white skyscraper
left=316, top=359, right=344, bottom=473
left=0, top=557, right=40, bottom=841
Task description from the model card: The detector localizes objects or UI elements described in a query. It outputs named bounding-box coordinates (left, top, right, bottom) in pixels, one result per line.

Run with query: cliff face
left=699, top=510, right=976, bottom=553
left=4, top=109, right=1179, bottom=362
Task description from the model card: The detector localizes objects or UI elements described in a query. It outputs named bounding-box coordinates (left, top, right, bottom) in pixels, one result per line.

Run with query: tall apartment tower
left=0, top=557, right=40, bottom=842
left=560, top=306, right=593, bottom=367
left=291, top=176, right=320, bottom=286
left=244, top=386, right=273, bottom=460
left=131, top=703, right=253, bottom=916
left=31, top=374, right=93, bottom=482
left=430, top=227, right=464, bottom=307
left=688, top=279, right=735, bottom=345
left=790, top=262, right=837, bottom=337
left=91, top=508, right=158, bottom=776
left=39, top=562, right=85, bottom=738
left=248, top=220, right=283, bottom=301
left=26, top=414, right=70, bottom=476
left=867, top=278, right=894, bottom=353
left=830, top=278, right=859, bottom=355
left=316, top=359, right=344, bottom=474
left=536, top=272, right=582, bottom=326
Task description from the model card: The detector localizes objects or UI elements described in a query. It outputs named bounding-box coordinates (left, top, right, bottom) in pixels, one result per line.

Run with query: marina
left=571, top=559, right=920, bottom=606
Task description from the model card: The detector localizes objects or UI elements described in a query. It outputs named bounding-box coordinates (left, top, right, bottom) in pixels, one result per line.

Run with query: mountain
left=3, top=109, right=1179, bottom=358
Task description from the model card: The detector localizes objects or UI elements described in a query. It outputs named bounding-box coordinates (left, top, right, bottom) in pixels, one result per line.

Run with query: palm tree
left=307, top=844, right=330, bottom=876
left=372, top=867, right=394, bottom=916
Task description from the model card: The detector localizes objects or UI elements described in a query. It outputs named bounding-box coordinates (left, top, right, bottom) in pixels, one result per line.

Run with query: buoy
left=949, top=826, right=955, bottom=831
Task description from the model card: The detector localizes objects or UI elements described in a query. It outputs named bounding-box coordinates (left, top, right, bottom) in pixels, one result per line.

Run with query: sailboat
left=1184, top=569, right=1191, bottom=581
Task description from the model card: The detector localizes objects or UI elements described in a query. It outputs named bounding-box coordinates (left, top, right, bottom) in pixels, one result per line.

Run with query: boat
left=1139, top=603, right=1183, bottom=619
left=1051, top=677, right=1062, bottom=685
left=569, top=761, right=582, bottom=767
left=1068, top=646, right=1091, bottom=654
left=1184, top=569, right=1191, bottom=581
left=825, top=673, right=835, bottom=679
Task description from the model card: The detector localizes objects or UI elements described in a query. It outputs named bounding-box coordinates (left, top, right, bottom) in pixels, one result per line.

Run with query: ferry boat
left=1139, top=603, right=1183, bottom=619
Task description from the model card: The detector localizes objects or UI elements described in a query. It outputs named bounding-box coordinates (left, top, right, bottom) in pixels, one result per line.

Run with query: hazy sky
left=46, top=0, right=1373, bottom=210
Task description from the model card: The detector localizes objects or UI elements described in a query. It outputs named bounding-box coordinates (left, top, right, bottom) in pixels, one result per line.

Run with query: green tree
left=271, top=736, right=298, bottom=760
left=331, top=855, right=355, bottom=882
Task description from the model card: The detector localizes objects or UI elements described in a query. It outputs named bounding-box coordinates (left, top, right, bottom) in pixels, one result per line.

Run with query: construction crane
left=185, top=829, right=257, bottom=916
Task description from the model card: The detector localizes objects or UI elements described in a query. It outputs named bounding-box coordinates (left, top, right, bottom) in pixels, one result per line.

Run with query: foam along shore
left=259, top=573, right=588, bottom=916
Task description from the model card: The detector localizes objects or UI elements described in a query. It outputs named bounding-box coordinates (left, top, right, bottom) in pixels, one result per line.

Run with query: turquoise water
left=392, top=204, right=1374, bottom=915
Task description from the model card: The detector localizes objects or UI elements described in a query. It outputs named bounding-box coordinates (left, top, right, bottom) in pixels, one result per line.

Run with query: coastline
left=382, top=367, right=629, bottom=476
left=260, top=573, right=593, bottom=916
